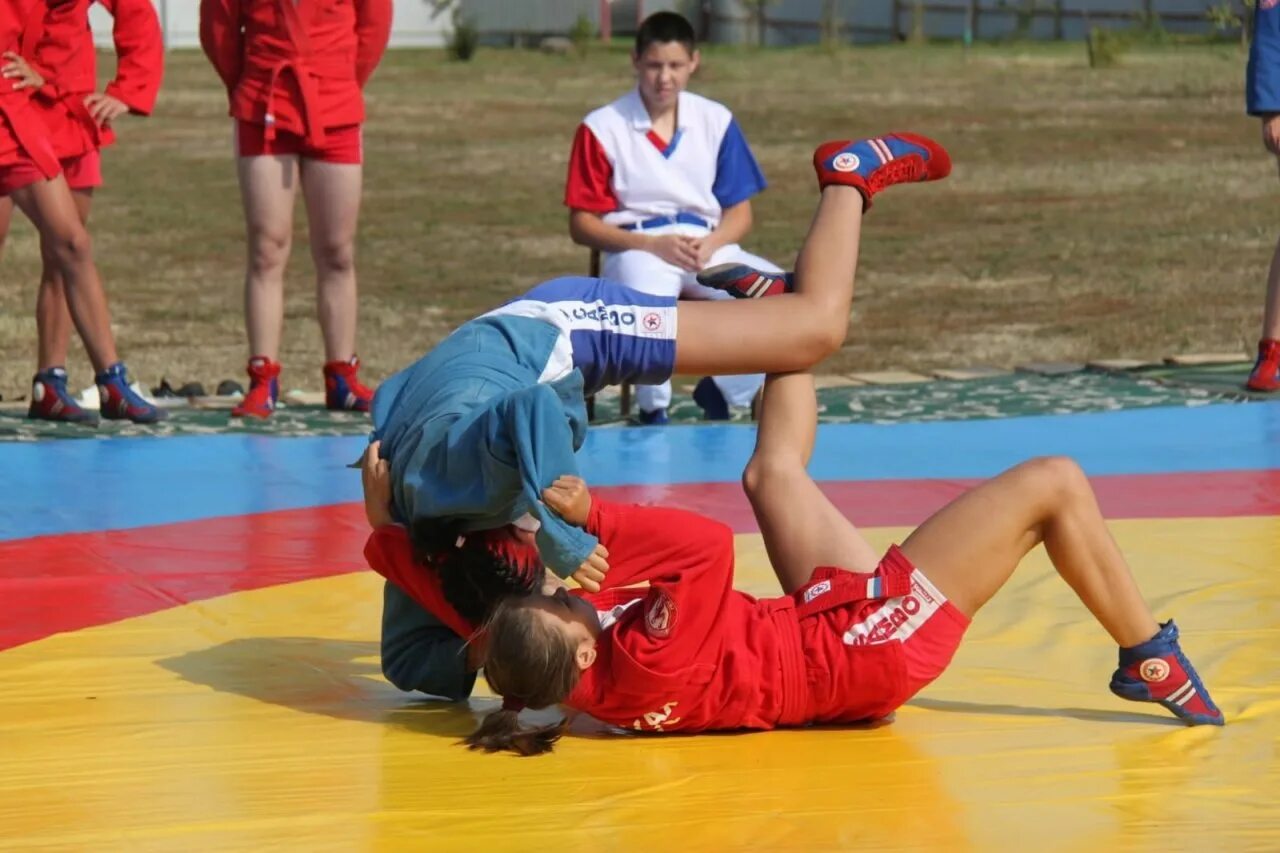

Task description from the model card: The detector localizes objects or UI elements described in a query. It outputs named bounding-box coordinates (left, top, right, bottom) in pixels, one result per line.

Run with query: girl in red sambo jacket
left=365, top=370, right=1223, bottom=756
left=1, top=0, right=163, bottom=424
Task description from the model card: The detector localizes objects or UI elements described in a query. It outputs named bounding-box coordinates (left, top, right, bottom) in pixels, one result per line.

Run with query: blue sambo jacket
left=370, top=314, right=598, bottom=577
left=1249, top=2, right=1280, bottom=115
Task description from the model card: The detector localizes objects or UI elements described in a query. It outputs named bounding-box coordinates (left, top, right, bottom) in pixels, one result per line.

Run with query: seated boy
left=564, top=11, right=779, bottom=424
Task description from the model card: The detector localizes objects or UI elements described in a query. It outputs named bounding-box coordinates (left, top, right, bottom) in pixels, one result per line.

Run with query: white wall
left=90, top=0, right=453, bottom=49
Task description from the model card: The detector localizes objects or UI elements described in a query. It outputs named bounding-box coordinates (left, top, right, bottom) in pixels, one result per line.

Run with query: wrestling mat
left=2, top=401, right=1277, bottom=850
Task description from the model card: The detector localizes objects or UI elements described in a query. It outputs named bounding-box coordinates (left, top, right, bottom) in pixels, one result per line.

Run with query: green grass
left=0, top=41, right=1268, bottom=398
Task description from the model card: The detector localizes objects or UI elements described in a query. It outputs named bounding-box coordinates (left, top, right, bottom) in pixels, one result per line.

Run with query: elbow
left=567, top=214, right=590, bottom=248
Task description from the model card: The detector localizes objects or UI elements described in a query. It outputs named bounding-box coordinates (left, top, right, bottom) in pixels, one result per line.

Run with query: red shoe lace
left=869, top=156, right=925, bottom=192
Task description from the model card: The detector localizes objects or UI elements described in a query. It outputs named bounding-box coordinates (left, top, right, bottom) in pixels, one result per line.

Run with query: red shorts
left=0, top=160, right=50, bottom=195
left=0, top=130, right=61, bottom=196
left=796, top=547, right=970, bottom=723
left=235, top=120, right=363, bottom=164
left=61, top=149, right=102, bottom=191
left=842, top=566, right=969, bottom=698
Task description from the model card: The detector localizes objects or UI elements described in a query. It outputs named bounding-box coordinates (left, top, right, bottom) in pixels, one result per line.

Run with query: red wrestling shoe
left=813, top=133, right=951, bottom=208
left=231, top=356, right=281, bottom=419
left=1245, top=338, right=1280, bottom=392
left=324, top=356, right=374, bottom=413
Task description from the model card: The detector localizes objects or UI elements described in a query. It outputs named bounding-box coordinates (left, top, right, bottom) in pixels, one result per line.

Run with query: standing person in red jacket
left=453, top=373, right=1224, bottom=754
left=0, top=0, right=162, bottom=424
left=1, top=0, right=163, bottom=424
left=199, top=0, right=392, bottom=418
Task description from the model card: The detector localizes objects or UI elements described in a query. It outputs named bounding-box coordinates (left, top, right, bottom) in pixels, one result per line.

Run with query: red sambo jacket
left=0, top=0, right=58, bottom=175
left=363, top=498, right=921, bottom=734
left=199, top=0, right=392, bottom=146
left=22, top=0, right=164, bottom=159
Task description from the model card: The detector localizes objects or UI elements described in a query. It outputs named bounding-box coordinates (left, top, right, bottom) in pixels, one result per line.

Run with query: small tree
left=448, top=5, right=479, bottom=61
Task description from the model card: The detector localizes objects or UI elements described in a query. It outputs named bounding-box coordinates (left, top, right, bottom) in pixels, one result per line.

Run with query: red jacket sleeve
left=354, top=0, right=392, bottom=88
left=99, top=0, right=164, bottom=115
left=586, top=498, right=734, bottom=656
left=564, top=123, right=618, bottom=213
left=363, top=525, right=477, bottom=640
left=199, top=0, right=243, bottom=94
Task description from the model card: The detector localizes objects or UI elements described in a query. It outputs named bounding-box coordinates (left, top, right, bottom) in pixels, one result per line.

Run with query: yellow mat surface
left=1, top=516, right=1276, bottom=852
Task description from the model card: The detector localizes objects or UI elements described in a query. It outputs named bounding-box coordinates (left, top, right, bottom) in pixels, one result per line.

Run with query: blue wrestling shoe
left=96, top=362, right=166, bottom=424
left=1109, top=620, right=1223, bottom=726
left=696, top=264, right=794, bottom=300
left=28, top=367, right=99, bottom=426
left=636, top=407, right=669, bottom=426
left=813, top=133, right=951, bottom=208
left=693, top=377, right=730, bottom=421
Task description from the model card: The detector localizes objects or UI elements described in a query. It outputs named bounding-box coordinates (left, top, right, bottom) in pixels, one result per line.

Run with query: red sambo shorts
left=61, top=149, right=102, bottom=191
left=794, top=545, right=970, bottom=724
left=0, top=159, right=49, bottom=195
left=0, top=150, right=102, bottom=196
left=235, top=120, right=363, bottom=164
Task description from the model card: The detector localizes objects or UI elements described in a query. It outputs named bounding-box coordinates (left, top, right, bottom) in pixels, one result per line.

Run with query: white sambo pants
left=602, top=223, right=781, bottom=414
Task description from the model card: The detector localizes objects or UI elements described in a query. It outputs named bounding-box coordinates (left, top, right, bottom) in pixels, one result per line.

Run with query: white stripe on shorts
left=842, top=568, right=948, bottom=646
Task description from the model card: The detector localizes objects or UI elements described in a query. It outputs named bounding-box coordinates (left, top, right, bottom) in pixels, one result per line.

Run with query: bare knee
left=1019, top=456, right=1091, bottom=508
left=742, top=453, right=805, bottom=503
left=247, top=230, right=292, bottom=276
left=44, top=225, right=93, bottom=271
left=794, top=310, right=850, bottom=366
left=313, top=239, right=355, bottom=278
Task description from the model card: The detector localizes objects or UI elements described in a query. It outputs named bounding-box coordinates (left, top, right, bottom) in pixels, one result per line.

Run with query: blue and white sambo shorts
left=483, top=276, right=677, bottom=394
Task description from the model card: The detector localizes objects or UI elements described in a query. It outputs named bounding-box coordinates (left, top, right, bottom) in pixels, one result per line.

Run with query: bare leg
left=899, top=457, right=1160, bottom=647
left=742, top=371, right=880, bottom=593
left=300, top=159, right=362, bottom=362
left=35, top=188, right=93, bottom=370
left=673, top=186, right=864, bottom=375
left=0, top=195, right=12, bottom=262
left=237, top=154, right=300, bottom=360
left=11, top=178, right=119, bottom=372
left=1261, top=234, right=1280, bottom=340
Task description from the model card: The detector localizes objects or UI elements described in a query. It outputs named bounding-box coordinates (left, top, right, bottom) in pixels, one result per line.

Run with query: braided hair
left=464, top=595, right=581, bottom=756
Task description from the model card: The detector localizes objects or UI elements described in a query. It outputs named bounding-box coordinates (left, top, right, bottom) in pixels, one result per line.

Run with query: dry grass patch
left=0, top=41, right=1266, bottom=398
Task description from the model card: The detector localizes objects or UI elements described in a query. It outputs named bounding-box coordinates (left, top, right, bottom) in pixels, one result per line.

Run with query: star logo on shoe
left=1139, top=658, right=1171, bottom=682
left=832, top=152, right=860, bottom=172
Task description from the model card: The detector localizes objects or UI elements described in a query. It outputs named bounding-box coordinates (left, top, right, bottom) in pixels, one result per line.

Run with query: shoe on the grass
left=636, top=407, right=669, bottom=426
left=813, top=132, right=952, bottom=207
left=231, top=356, right=280, bottom=419
left=28, top=367, right=99, bottom=426
left=693, top=376, right=730, bottom=421
left=324, top=356, right=374, bottom=413
left=696, top=264, right=793, bottom=300
left=1109, top=619, right=1223, bottom=726
left=96, top=362, right=165, bottom=424
left=1245, top=338, right=1280, bottom=392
